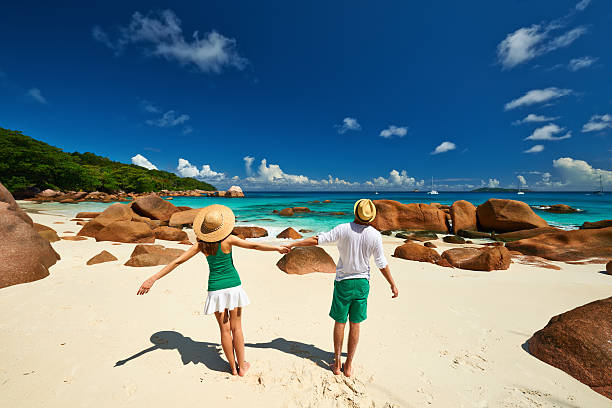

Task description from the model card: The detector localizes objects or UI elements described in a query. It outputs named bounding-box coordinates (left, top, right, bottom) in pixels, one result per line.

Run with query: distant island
left=471, top=187, right=532, bottom=193
left=0, top=127, right=215, bottom=194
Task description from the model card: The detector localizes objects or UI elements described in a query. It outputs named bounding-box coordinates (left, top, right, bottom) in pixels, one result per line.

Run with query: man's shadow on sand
left=246, top=338, right=346, bottom=370
left=114, top=331, right=229, bottom=372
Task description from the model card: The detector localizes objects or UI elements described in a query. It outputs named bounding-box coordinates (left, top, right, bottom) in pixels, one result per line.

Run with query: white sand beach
left=1, top=211, right=611, bottom=408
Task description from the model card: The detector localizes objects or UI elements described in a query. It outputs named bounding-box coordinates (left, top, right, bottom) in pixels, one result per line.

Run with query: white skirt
left=204, top=285, right=250, bottom=315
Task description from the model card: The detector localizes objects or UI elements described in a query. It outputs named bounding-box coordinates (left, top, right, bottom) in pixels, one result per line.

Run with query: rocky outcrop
left=540, top=204, right=579, bottom=213
left=86, top=250, right=118, bottom=265
left=370, top=200, right=449, bottom=233
left=0, top=207, right=60, bottom=288
left=95, top=221, right=155, bottom=243
left=131, top=194, right=179, bottom=221
left=276, top=227, right=302, bottom=239
left=607, top=261, right=612, bottom=275
left=0, top=182, right=33, bottom=226
left=393, top=242, right=442, bottom=264
left=442, top=235, right=466, bottom=244
left=580, top=220, right=612, bottom=230
left=476, top=199, right=548, bottom=232
left=450, top=200, right=477, bottom=234
left=153, top=226, right=188, bottom=241
left=293, top=207, right=310, bottom=213
left=505, top=227, right=612, bottom=262
left=442, top=246, right=511, bottom=271
left=279, top=208, right=294, bottom=217
left=276, top=247, right=336, bottom=275
left=457, top=230, right=492, bottom=239
left=124, top=245, right=185, bottom=267
left=33, top=223, right=60, bottom=242
left=225, top=185, right=244, bottom=198
left=511, top=254, right=561, bottom=270
left=77, top=203, right=133, bottom=237
left=493, top=227, right=561, bottom=242
left=395, top=231, right=438, bottom=241
left=232, top=226, right=268, bottom=239
left=527, top=297, right=612, bottom=399
left=61, top=235, right=87, bottom=241
left=76, top=212, right=101, bottom=218
left=168, top=208, right=202, bottom=228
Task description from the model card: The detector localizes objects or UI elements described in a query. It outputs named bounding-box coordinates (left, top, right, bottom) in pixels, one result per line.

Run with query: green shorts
left=329, top=278, right=370, bottom=323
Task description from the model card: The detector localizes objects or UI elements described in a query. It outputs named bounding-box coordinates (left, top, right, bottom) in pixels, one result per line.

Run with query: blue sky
left=1, top=0, right=611, bottom=191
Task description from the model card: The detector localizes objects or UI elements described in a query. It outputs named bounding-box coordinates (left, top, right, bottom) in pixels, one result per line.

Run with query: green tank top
left=205, top=245, right=241, bottom=292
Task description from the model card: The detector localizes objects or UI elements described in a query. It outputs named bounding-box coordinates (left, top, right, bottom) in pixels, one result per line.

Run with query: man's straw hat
left=193, top=204, right=235, bottom=242
left=354, top=199, right=377, bottom=223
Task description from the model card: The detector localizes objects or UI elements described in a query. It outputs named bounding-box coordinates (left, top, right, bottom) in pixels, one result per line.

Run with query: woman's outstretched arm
left=227, top=235, right=289, bottom=254
left=137, top=243, right=200, bottom=295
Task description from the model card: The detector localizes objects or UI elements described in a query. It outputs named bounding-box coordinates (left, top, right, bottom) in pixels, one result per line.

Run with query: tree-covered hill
left=0, top=127, right=215, bottom=193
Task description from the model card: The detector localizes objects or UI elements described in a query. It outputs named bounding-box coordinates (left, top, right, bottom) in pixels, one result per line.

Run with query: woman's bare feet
left=331, top=359, right=342, bottom=375
left=238, top=361, right=250, bottom=377
left=343, top=363, right=353, bottom=377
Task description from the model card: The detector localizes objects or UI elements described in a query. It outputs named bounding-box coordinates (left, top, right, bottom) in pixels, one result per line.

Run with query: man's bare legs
left=215, top=309, right=237, bottom=375
left=229, top=308, right=250, bottom=376
left=344, top=322, right=360, bottom=377
left=332, top=321, right=345, bottom=375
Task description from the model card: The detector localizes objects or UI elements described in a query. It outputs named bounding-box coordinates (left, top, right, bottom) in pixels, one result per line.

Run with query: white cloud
left=27, top=88, right=47, bottom=104
left=243, top=156, right=254, bottom=176
left=146, top=110, right=190, bottom=127
left=575, top=0, right=591, bottom=11
left=524, top=145, right=545, bottom=154
left=504, top=87, right=572, bottom=110
left=371, top=170, right=424, bottom=188
left=247, top=159, right=310, bottom=184
left=517, top=175, right=527, bottom=187
left=525, top=124, right=571, bottom=141
left=131, top=154, right=158, bottom=170
left=140, top=99, right=160, bottom=113
left=431, top=141, right=456, bottom=155
left=336, top=117, right=361, bottom=134
left=93, top=10, right=247, bottom=74
left=568, top=56, right=598, bottom=71
left=553, top=157, right=612, bottom=189
left=581, top=114, right=612, bottom=132
left=481, top=178, right=500, bottom=188
left=177, top=158, right=225, bottom=180
left=513, top=113, right=559, bottom=125
left=497, top=23, right=587, bottom=70
left=181, top=125, right=194, bottom=135
left=379, top=125, right=408, bottom=138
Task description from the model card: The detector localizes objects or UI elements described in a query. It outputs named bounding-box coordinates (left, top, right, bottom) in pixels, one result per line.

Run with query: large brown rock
left=225, top=185, right=244, bottom=198
left=279, top=208, right=294, bottom=217
left=168, top=208, right=203, bottom=228
left=493, top=227, right=562, bottom=242
left=95, top=221, right=155, bottom=243
left=293, top=207, right=310, bottom=213
left=606, top=261, right=612, bottom=275
left=33, top=223, right=60, bottom=242
left=450, top=200, right=477, bottom=234
left=276, top=227, right=302, bottom=239
left=506, top=227, right=612, bottom=262
left=393, top=242, right=442, bottom=264
left=580, top=220, right=612, bottom=230
left=527, top=297, right=612, bottom=399
left=0, top=208, right=60, bottom=288
left=276, top=247, right=336, bottom=275
left=0, top=182, right=33, bottom=226
left=75, top=212, right=101, bottom=218
left=476, top=199, right=548, bottom=232
left=442, top=246, right=511, bottom=271
left=86, top=250, right=118, bottom=265
left=124, top=245, right=185, bottom=267
left=77, top=203, right=133, bottom=237
left=370, top=200, right=449, bottom=233
left=153, top=226, right=188, bottom=241
left=131, top=194, right=179, bottom=221
left=542, top=204, right=579, bottom=213
left=232, top=226, right=268, bottom=239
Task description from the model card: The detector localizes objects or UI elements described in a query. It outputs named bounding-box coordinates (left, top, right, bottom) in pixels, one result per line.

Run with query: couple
left=137, top=199, right=399, bottom=377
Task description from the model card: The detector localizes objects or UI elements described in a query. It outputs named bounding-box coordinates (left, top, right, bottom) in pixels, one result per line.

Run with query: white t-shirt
left=317, top=222, right=388, bottom=281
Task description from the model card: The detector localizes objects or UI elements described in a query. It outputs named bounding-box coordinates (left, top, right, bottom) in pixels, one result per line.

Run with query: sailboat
left=593, top=175, right=604, bottom=196
left=517, top=180, right=525, bottom=195
left=427, top=176, right=438, bottom=195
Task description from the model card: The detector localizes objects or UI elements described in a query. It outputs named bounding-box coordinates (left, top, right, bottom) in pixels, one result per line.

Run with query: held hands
left=137, top=278, right=156, bottom=295
left=390, top=284, right=399, bottom=298
left=277, top=246, right=290, bottom=254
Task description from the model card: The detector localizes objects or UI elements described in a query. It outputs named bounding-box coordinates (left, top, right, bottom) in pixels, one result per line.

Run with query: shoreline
left=1, top=210, right=610, bottom=407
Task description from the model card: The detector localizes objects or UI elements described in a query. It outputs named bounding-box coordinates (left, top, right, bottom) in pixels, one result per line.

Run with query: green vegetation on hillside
left=471, top=187, right=531, bottom=193
left=0, top=127, right=215, bottom=193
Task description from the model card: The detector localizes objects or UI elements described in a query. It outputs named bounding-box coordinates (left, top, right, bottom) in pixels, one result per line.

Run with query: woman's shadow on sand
left=246, top=338, right=346, bottom=370
left=114, top=331, right=228, bottom=372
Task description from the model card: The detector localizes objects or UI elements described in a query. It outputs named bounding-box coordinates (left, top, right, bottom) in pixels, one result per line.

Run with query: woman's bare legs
left=215, top=309, right=238, bottom=375
left=230, top=308, right=249, bottom=376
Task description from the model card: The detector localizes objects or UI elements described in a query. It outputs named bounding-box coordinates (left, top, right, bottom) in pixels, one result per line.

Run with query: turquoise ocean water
left=21, top=191, right=611, bottom=236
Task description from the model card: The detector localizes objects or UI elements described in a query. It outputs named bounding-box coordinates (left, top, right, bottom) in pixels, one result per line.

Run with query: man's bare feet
left=238, top=361, right=250, bottom=377
left=343, top=363, right=353, bottom=377
left=331, top=359, right=341, bottom=375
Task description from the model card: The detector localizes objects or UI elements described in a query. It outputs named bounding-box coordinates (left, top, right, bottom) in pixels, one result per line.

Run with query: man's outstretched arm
left=282, top=236, right=318, bottom=250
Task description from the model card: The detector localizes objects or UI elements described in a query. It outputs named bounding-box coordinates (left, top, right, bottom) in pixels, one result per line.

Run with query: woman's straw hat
left=193, top=204, right=236, bottom=242
left=354, top=199, right=377, bottom=223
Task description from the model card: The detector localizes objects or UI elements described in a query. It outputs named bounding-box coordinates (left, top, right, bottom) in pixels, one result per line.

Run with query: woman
left=137, top=204, right=288, bottom=376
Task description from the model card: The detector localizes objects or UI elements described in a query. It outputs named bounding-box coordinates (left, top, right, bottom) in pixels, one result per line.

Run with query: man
left=283, top=199, right=399, bottom=377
